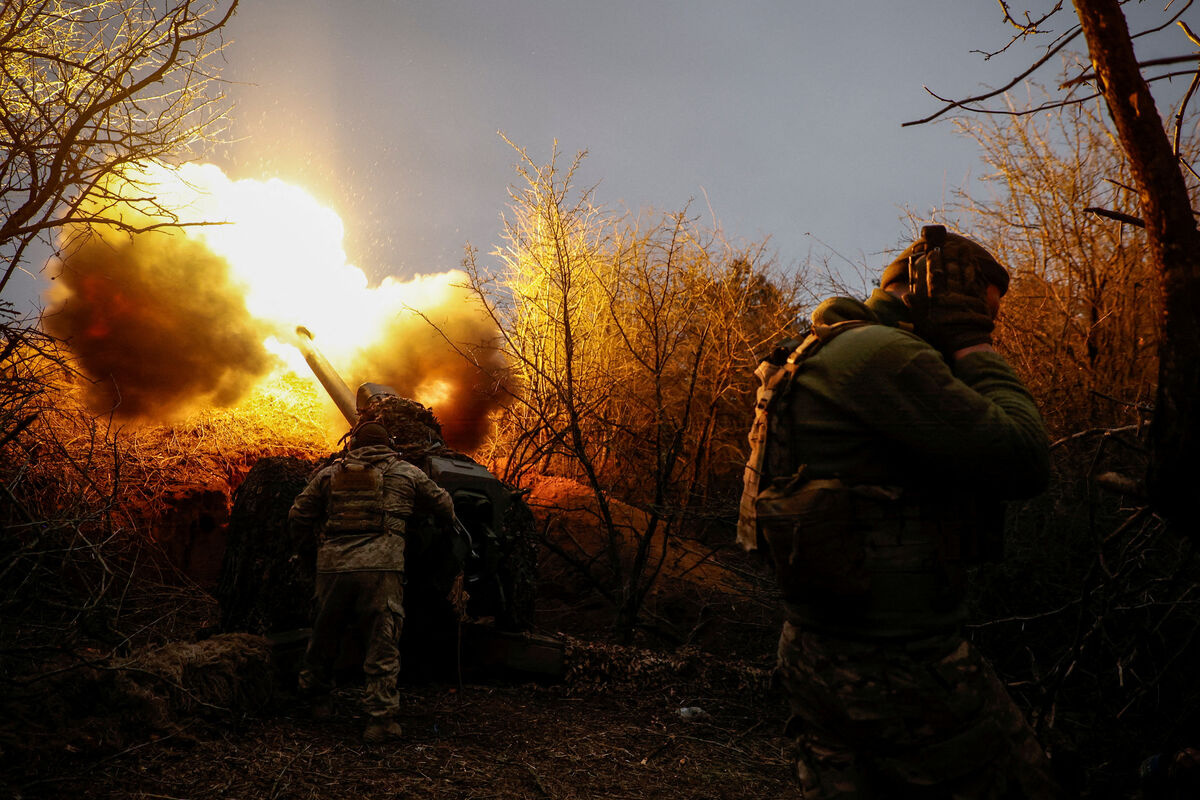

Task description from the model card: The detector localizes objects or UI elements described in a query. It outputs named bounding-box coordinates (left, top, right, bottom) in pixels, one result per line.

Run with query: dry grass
left=0, top=369, right=337, bottom=708
left=119, top=372, right=335, bottom=501
left=8, top=641, right=798, bottom=800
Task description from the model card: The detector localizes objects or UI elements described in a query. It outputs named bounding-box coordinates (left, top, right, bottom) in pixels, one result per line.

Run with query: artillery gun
left=214, top=327, right=553, bottom=681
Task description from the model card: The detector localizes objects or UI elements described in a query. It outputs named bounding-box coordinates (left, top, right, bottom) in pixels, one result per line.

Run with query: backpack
left=737, top=319, right=873, bottom=553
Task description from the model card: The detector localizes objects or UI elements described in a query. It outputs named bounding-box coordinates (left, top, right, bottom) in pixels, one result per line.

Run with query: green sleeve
left=840, top=330, right=1049, bottom=498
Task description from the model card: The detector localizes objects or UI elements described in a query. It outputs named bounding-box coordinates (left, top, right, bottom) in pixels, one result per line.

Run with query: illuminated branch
left=0, top=0, right=239, bottom=297
left=1084, top=206, right=1145, bottom=227
left=1062, top=53, right=1200, bottom=87
left=998, top=0, right=1065, bottom=34
left=979, top=1, right=1070, bottom=59
left=1173, top=21, right=1200, bottom=157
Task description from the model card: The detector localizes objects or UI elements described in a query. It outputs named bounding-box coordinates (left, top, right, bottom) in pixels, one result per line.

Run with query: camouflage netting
left=358, top=395, right=446, bottom=456
left=495, top=492, right=538, bottom=628
left=560, top=637, right=769, bottom=696
left=215, top=456, right=317, bottom=633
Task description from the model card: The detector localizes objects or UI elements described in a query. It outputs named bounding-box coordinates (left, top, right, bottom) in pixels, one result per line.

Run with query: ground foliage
left=0, top=364, right=333, bottom=793
left=3, top=635, right=795, bottom=800
left=0, top=632, right=274, bottom=777
left=3, top=306, right=1198, bottom=799
left=1, top=369, right=332, bottom=659
left=966, top=431, right=1199, bottom=797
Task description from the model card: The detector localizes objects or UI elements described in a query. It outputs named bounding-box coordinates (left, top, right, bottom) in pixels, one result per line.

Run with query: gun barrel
left=295, top=326, right=358, bottom=426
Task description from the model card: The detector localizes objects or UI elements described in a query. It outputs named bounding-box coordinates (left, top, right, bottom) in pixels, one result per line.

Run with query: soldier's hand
left=906, top=237, right=994, bottom=355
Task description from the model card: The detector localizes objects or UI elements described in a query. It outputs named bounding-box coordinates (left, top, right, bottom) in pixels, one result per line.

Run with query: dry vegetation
left=0, top=340, right=790, bottom=799
left=5, top=113, right=1199, bottom=795
left=0, top=362, right=336, bottom=762
left=465, top=141, right=803, bottom=641
left=8, top=642, right=796, bottom=800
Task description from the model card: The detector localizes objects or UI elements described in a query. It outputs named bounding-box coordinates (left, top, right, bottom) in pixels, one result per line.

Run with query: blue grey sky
left=11, top=1, right=1193, bottom=309
left=219, top=0, right=1014, bottom=281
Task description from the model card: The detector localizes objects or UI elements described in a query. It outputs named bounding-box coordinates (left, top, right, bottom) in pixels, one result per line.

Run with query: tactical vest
left=738, top=319, right=870, bottom=552
left=739, top=318, right=995, bottom=636
left=325, top=455, right=393, bottom=537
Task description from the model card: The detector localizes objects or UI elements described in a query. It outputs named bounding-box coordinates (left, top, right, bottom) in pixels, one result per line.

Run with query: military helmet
left=350, top=421, right=394, bottom=450
left=880, top=226, right=1010, bottom=296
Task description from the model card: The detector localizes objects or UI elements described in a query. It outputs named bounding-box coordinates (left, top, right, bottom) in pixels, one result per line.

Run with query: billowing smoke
left=346, top=274, right=510, bottom=451
left=41, top=161, right=510, bottom=450
left=44, top=212, right=274, bottom=420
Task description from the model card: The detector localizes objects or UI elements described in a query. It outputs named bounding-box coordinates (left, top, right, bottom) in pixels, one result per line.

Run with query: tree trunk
left=1073, top=0, right=1200, bottom=531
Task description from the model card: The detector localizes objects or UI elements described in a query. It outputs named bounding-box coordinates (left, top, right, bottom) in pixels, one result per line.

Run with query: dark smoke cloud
left=39, top=166, right=510, bottom=449
left=44, top=229, right=274, bottom=420
left=346, top=284, right=511, bottom=452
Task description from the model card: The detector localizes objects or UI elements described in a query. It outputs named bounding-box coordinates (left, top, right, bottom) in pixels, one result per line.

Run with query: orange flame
left=44, top=161, right=507, bottom=450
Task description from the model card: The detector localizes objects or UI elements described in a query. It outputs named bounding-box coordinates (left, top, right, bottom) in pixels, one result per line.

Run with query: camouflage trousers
left=299, top=570, right=405, bottom=719
left=775, top=621, right=1061, bottom=799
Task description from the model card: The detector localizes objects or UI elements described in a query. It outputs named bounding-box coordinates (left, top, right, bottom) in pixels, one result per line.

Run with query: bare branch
left=1062, top=53, right=1200, bottom=87
left=1172, top=22, right=1200, bottom=156
left=1084, top=206, right=1146, bottom=227
left=903, top=26, right=1083, bottom=126
left=0, top=0, right=239, bottom=296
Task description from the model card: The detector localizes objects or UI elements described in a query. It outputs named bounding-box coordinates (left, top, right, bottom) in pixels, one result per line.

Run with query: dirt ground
left=0, top=455, right=806, bottom=800
left=7, top=641, right=800, bottom=800
left=3, top=473, right=798, bottom=800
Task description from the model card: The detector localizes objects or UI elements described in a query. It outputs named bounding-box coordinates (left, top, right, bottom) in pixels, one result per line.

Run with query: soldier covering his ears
left=740, top=226, right=1062, bottom=797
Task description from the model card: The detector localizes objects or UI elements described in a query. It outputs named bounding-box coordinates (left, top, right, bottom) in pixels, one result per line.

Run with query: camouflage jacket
left=289, top=444, right=455, bottom=573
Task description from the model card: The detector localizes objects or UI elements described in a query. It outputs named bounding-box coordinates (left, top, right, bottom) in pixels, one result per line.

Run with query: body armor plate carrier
left=739, top=317, right=995, bottom=634
left=326, top=456, right=392, bottom=537
left=738, top=319, right=870, bottom=552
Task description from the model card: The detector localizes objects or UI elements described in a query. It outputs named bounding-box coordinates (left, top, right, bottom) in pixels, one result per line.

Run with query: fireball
left=43, top=161, right=507, bottom=450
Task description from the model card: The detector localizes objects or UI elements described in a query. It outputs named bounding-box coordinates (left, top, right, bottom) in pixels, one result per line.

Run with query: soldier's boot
left=363, top=719, right=404, bottom=744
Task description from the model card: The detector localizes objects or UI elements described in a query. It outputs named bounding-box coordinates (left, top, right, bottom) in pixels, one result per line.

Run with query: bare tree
left=0, top=0, right=239, bottom=501
left=464, top=141, right=801, bottom=640
left=0, top=0, right=241, bottom=702
left=946, top=97, right=1169, bottom=438
left=906, top=1, right=1200, bottom=533
left=0, top=0, right=239, bottom=298
left=1072, top=1, right=1200, bottom=531
left=901, top=9, right=1200, bottom=786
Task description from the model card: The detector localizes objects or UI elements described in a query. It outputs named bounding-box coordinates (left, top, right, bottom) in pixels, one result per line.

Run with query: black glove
left=905, top=232, right=994, bottom=354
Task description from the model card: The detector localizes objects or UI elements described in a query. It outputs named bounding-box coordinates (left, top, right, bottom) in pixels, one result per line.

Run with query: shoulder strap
left=774, top=318, right=873, bottom=405
left=809, top=317, right=874, bottom=347
left=736, top=318, right=875, bottom=551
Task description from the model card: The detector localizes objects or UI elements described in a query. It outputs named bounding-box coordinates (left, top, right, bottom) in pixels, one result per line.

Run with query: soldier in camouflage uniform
left=290, top=421, right=456, bottom=743
left=742, top=226, right=1061, bottom=797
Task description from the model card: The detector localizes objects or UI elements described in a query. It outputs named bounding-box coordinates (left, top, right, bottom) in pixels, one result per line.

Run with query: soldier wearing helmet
left=741, top=226, right=1061, bottom=797
left=289, top=420, right=456, bottom=744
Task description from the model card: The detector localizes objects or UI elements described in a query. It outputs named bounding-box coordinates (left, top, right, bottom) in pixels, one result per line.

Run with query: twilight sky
left=12, top=1, right=1194, bottom=309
